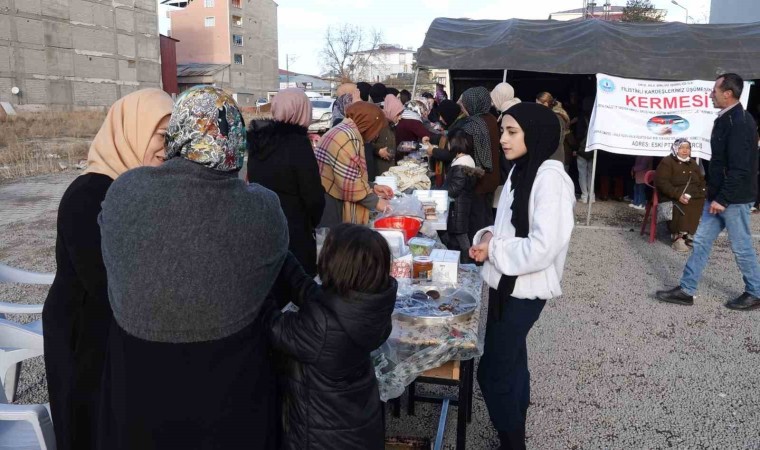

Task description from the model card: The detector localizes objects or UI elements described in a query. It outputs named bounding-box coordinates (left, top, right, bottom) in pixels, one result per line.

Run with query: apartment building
left=353, top=44, right=416, bottom=83
left=0, top=0, right=162, bottom=110
left=164, top=0, right=278, bottom=104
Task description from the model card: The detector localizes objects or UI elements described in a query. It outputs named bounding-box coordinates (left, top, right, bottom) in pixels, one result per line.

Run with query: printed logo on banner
left=646, top=115, right=690, bottom=136
left=598, top=78, right=615, bottom=93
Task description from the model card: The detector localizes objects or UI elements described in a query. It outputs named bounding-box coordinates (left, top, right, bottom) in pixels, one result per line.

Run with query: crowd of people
left=38, top=71, right=759, bottom=450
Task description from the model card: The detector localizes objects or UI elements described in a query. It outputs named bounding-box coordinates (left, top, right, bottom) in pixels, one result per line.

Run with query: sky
left=158, top=0, right=712, bottom=76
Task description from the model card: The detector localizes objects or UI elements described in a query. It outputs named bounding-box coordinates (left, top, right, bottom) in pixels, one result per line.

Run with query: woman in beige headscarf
left=490, top=82, right=522, bottom=114
left=42, top=88, right=173, bottom=450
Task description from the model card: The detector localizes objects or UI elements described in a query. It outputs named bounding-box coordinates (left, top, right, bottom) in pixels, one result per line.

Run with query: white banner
left=586, top=73, right=751, bottom=160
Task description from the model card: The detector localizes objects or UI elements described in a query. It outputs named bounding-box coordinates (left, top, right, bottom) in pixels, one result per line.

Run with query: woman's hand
left=373, top=184, right=394, bottom=199
left=679, top=194, right=690, bottom=205
left=469, top=232, right=492, bottom=263
left=421, top=136, right=431, bottom=145
left=376, top=198, right=391, bottom=213
left=378, top=148, right=391, bottom=161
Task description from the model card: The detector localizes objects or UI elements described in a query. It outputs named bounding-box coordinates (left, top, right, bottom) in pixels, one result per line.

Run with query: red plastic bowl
left=374, top=216, right=422, bottom=242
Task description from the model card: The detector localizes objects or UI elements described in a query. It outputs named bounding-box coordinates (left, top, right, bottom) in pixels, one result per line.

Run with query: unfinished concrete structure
left=164, top=0, right=278, bottom=104
left=0, top=0, right=162, bottom=110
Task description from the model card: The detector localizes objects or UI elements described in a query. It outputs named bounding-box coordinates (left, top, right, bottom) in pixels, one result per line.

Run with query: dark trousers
left=477, top=290, right=546, bottom=450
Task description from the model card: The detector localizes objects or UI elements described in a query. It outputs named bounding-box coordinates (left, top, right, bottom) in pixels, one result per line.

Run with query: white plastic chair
left=0, top=263, right=51, bottom=402
left=0, top=264, right=55, bottom=285
left=0, top=318, right=54, bottom=450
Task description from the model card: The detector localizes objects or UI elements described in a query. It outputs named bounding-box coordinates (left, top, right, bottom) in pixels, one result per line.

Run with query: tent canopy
left=417, top=18, right=760, bottom=81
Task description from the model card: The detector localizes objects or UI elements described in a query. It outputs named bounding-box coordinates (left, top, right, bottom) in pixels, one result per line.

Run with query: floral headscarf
left=332, top=93, right=354, bottom=123
left=166, top=86, right=246, bottom=172
left=671, top=138, right=692, bottom=162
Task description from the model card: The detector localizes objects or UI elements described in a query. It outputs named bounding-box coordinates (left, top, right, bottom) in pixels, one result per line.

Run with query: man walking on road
left=656, top=73, right=760, bottom=311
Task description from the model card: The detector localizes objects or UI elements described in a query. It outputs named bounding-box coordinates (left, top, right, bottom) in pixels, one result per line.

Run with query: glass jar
left=413, top=256, right=433, bottom=281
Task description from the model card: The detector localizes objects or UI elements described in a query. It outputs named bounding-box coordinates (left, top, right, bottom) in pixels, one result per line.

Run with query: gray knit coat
left=99, top=158, right=289, bottom=343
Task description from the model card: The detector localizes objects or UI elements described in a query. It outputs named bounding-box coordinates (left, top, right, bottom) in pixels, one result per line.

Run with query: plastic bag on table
left=377, top=195, right=423, bottom=220
left=315, top=227, right=329, bottom=258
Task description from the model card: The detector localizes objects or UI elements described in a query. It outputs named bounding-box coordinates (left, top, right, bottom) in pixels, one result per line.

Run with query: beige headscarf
left=491, top=82, right=521, bottom=113
left=84, top=88, right=174, bottom=180
left=271, top=88, right=312, bottom=128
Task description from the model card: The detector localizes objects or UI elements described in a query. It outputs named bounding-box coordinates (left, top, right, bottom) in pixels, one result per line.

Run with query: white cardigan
left=473, top=160, right=575, bottom=300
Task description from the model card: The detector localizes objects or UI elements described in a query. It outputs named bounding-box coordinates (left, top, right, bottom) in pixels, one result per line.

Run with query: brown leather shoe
left=725, top=293, right=760, bottom=311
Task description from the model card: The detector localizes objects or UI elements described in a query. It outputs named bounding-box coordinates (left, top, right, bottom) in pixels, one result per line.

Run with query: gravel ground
left=1, top=173, right=759, bottom=449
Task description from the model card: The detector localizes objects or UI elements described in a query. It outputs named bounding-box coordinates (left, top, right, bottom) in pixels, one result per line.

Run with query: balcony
left=231, top=0, right=241, bottom=8
left=232, top=15, right=243, bottom=27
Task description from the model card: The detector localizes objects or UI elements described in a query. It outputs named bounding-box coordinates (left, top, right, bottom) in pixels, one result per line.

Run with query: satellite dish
left=11, top=87, right=20, bottom=95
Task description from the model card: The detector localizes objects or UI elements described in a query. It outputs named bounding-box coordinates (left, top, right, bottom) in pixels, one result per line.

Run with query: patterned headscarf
left=671, top=138, right=692, bottom=162
left=166, top=86, right=246, bottom=172
left=401, top=99, right=429, bottom=122
left=459, top=87, right=494, bottom=171
left=332, top=93, right=354, bottom=123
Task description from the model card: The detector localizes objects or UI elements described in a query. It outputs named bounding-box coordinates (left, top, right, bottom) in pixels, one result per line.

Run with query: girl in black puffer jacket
left=267, top=224, right=397, bottom=450
left=446, top=129, right=484, bottom=263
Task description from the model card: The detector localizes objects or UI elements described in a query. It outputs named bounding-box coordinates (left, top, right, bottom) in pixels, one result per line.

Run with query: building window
left=234, top=54, right=244, bottom=65
left=232, top=15, right=243, bottom=27
left=233, top=34, right=243, bottom=46
left=231, top=0, right=241, bottom=7
left=205, top=16, right=215, bottom=27
left=205, top=0, right=214, bottom=7
left=399, top=53, right=406, bottom=64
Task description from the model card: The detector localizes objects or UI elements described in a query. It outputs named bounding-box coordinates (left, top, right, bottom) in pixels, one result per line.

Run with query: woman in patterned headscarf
left=655, top=138, right=707, bottom=251
left=97, top=86, right=289, bottom=449
left=459, top=86, right=502, bottom=237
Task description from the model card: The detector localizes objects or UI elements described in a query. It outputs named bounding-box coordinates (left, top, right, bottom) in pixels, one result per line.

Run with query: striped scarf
left=314, top=121, right=372, bottom=225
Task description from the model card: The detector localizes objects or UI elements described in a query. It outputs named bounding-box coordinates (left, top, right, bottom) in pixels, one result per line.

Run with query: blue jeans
left=633, top=183, right=646, bottom=206
left=680, top=202, right=760, bottom=297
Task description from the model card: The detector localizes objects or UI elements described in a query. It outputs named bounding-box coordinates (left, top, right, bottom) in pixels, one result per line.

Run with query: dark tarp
left=417, top=18, right=760, bottom=81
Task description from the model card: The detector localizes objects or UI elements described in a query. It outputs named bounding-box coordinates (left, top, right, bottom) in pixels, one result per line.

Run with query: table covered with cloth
left=372, top=265, right=487, bottom=401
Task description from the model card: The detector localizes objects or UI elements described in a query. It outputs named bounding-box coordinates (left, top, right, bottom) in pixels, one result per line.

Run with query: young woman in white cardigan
left=469, top=102, right=575, bottom=450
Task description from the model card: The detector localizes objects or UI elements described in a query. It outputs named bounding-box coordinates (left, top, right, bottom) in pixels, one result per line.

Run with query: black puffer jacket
left=267, top=254, right=397, bottom=450
left=248, top=121, right=325, bottom=276
left=446, top=159, right=485, bottom=235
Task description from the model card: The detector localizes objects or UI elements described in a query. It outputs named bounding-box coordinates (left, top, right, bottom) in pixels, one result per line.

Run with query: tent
left=416, top=18, right=760, bottom=81
left=413, top=18, right=760, bottom=225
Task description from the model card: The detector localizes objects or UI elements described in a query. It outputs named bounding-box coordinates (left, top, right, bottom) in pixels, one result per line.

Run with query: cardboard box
left=430, top=249, right=459, bottom=284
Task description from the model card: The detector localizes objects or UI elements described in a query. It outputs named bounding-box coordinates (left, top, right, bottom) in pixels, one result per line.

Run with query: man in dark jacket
left=657, top=73, right=760, bottom=311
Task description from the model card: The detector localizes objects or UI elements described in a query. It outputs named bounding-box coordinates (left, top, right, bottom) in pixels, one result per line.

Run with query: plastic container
left=408, top=237, right=436, bottom=257
left=375, top=229, right=407, bottom=258
left=373, top=216, right=422, bottom=242
left=413, top=256, right=433, bottom=281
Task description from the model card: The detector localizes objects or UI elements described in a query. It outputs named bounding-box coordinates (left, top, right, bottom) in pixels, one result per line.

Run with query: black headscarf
left=438, top=100, right=462, bottom=127
left=505, top=102, right=562, bottom=238
left=370, top=83, right=387, bottom=104
left=460, top=87, right=494, bottom=171
left=356, top=82, right=371, bottom=102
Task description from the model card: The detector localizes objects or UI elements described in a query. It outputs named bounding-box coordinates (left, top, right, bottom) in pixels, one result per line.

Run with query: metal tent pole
left=502, top=70, right=507, bottom=82
left=411, top=68, right=420, bottom=98
left=585, top=149, right=599, bottom=226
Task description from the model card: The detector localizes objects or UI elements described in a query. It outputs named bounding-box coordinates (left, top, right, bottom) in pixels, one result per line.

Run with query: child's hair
left=317, top=224, right=391, bottom=296
left=448, top=128, right=474, bottom=156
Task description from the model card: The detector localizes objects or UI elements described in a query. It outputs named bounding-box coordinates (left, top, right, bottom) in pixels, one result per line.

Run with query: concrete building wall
left=710, top=0, right=760, bottom=24
left=0, top=0, right=162, bottom=110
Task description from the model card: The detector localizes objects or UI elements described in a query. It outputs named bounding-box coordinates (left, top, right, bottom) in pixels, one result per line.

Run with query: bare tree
left=320, top=24, right=382, bottom=83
